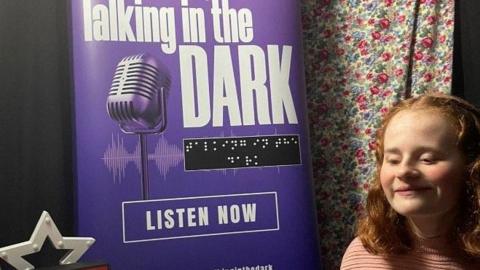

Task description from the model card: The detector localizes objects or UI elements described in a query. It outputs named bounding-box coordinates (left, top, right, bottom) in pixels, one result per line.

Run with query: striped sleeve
left=340, top=237, right=480, bottom=270
left=340, top=237, right=392, bottom=270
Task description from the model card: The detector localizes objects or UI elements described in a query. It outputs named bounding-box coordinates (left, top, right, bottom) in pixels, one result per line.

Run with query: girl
left=341, top=93, right=480, bottom=269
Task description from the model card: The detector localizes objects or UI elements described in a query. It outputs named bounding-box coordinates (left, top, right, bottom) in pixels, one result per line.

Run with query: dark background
left=0, top=1, right=73, bottom=268
left=0, top=0, right=478, bottom=268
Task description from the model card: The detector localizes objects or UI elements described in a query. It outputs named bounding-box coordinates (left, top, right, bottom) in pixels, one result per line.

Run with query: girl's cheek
left=380, top=164, right=393, bottom=178
left=423, top=165, right=460, bottom=184
left=379, top=166, right=394, bottom=187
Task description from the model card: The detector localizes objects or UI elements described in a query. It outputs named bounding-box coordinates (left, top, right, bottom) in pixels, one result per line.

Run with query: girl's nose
left=394, top=163, right=420, bottom=179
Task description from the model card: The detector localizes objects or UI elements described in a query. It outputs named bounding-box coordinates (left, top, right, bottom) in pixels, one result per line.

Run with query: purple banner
left=71, top=0, right=321, bottom=269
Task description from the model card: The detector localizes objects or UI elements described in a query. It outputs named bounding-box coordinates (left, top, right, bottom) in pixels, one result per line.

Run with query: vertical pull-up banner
left=71, top=0, right=321, bottom=269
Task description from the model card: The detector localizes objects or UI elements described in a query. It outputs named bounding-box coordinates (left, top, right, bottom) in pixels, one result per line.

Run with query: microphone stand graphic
left=106, top=54, right=170, bottom=200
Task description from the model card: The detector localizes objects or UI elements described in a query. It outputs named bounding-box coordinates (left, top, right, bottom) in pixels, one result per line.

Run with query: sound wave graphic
left=150, top=136, right=183, bottom=179
left=103, top=134, right=133, bottom=183
left=102, top=134, right=183, bottom=182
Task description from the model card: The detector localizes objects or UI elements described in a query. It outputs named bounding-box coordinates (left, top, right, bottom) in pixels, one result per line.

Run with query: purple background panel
left=71, top=0, right=321, bottom=269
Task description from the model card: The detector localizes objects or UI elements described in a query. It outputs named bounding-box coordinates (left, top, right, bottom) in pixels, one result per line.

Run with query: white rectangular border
left=122, top=192, right=280, bottom=243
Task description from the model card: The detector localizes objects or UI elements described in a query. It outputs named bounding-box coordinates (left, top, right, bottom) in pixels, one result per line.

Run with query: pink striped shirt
left=341, top=237, right=480, bottom=270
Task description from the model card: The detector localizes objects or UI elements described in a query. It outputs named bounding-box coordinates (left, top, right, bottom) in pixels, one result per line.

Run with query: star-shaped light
left=0, top=211, right=95, bottom=270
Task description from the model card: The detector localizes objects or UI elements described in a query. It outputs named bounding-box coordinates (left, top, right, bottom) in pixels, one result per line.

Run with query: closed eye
left=384, top=158, right=400, bottom=165
left=420, top=158, right=437, bottom=164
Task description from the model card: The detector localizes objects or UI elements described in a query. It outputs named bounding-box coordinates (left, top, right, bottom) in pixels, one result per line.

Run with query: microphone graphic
left=107, top=54, right=170, bottom=200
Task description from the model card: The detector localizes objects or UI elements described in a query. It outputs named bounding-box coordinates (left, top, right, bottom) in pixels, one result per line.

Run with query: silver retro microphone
left=107, top=54, right=170, bottom=200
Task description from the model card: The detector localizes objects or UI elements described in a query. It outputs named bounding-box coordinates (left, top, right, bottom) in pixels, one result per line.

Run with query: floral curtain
left=301, top=0, right=454, bottom=268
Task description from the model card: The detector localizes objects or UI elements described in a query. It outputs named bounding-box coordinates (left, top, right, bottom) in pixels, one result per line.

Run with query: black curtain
left=452, top=0, right=480, bottom=107
left=0, top=0, right=74, bottom=267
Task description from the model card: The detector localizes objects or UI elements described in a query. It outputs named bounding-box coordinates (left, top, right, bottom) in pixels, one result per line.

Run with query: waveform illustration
left=103, top=134, right=133, bottom=183
left=150, top=136, right=183, bottom=179
left=102, top=134, right=183, bottom=182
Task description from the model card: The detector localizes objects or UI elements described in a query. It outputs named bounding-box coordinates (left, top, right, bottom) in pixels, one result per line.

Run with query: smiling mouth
left=394, top=187, right=431, bottom=195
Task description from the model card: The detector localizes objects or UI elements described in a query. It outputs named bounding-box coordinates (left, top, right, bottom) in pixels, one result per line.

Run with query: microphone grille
left=109, top=54, right=160, bottom=100
left=107, top=100, right=137, bottom=122
left=106, top=53, right=170, bottom=134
